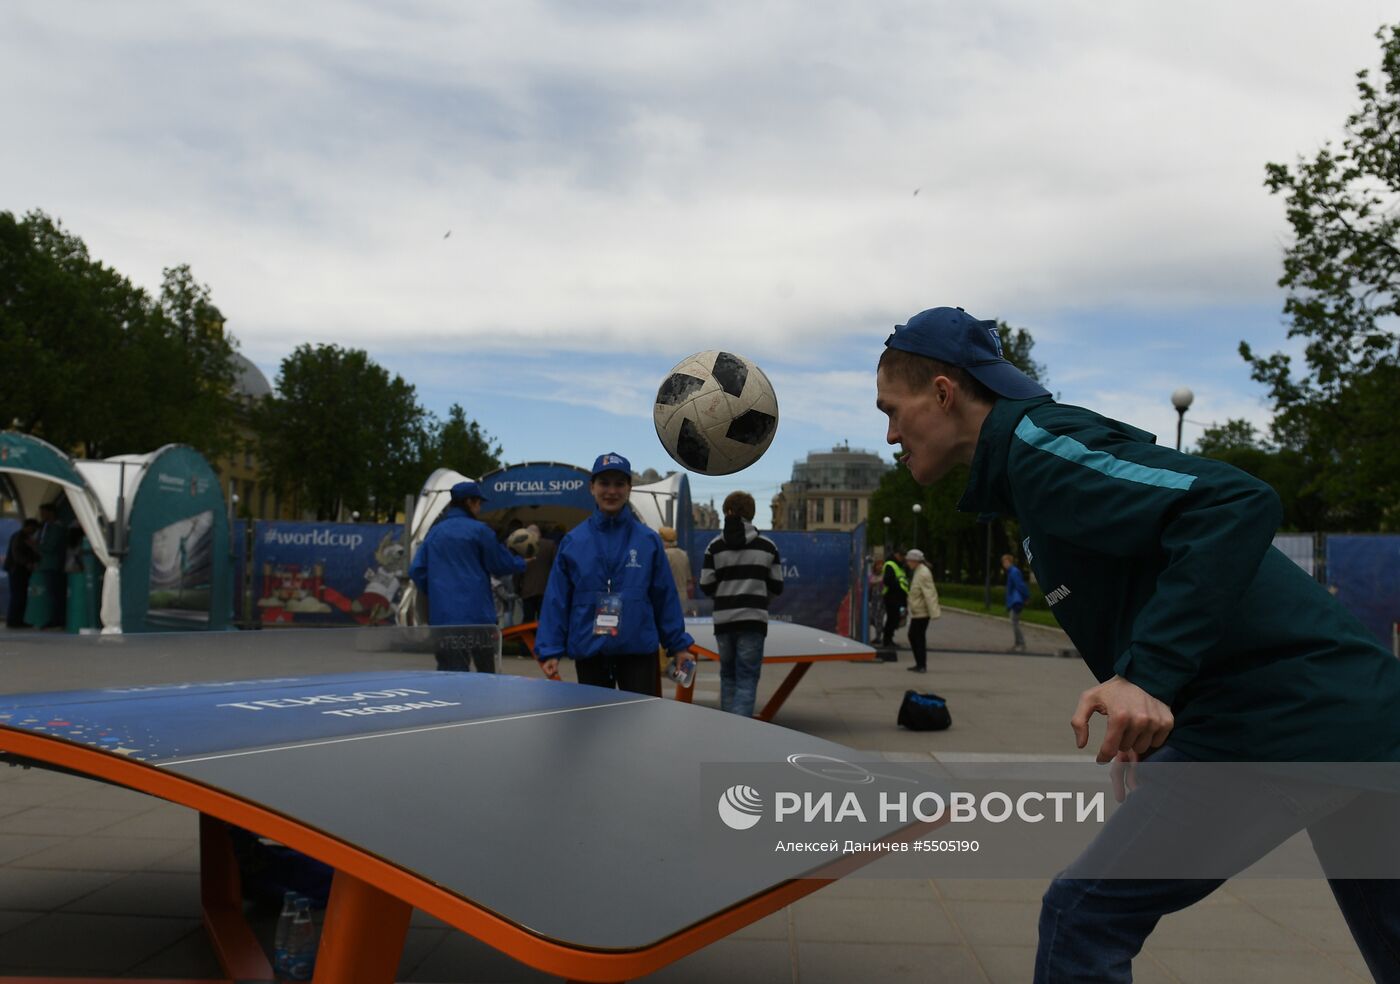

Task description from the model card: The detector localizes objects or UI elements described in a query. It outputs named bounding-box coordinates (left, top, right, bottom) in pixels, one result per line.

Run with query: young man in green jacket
left=875, top=306, right=1400, bottom=982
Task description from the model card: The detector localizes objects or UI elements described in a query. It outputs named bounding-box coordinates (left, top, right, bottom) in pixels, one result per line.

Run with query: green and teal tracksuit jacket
left=959, top=396, right=1400, bottom=763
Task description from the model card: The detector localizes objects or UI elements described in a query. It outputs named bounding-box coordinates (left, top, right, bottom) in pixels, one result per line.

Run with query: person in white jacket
left=904, top=548, right=940, bottom=673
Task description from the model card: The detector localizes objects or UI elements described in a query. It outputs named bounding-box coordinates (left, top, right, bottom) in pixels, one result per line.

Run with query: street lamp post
left=912, top=503, right=923, bottom=552
left=882, top=515, right=891, bottom=559
left=1172, top=386, right=1194, bottom=452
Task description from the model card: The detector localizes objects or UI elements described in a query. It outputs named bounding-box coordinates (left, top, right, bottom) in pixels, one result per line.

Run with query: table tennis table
left=0, top=627, right=896, bottom=983
left=503, top=618, right=877, bottom=721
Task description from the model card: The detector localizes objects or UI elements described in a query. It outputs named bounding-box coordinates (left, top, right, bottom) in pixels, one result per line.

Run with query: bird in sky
left=912, top=188, right=920, bottom=196
left=443, top=230, right=452, bottom=239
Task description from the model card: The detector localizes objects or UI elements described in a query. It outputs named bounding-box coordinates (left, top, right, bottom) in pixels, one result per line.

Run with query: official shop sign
left=491, top=479, right=585, bottom=495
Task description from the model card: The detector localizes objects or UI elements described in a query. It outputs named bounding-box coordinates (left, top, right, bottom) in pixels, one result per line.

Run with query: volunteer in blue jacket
left=876, top=305, right=1400, bottom=982
left=409, top=480, right=526, bottom=672
left=535, top=452, right=695, bottom=695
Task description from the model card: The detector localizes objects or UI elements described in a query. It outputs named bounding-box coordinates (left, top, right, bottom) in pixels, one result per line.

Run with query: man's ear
left=931, top=374, right=954, bottom=409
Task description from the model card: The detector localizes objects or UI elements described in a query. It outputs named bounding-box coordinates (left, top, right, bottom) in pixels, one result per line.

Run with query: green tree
left=255, top=344, right=429, bottom=520
left=0, top=210, right=238, bottom=458
left=425, top=403, right=503, bottom=480
left=1244, top=23, right=1400, bottom=529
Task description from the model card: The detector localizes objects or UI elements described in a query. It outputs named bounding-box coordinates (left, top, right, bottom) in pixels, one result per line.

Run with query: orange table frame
left=0, top=724, right=847, bottom=984
left=502, top=622, right=874, bottom=721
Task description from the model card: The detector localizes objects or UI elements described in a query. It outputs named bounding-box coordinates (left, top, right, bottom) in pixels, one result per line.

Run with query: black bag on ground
left=897, top=690, right=951, bottom=731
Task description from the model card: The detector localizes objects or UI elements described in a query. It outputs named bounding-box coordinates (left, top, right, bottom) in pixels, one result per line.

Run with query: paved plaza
left=0, top=612, right=1373, bottom=982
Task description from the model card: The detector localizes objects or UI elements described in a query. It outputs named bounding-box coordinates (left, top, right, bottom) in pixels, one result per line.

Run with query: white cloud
left=5, top=0, right=1393, bottom=496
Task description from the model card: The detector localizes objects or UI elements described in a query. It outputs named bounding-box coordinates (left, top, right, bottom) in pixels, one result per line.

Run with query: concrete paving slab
left=1148, top=902, right=1316, bottom=952
left=796, top=940, right=986, bottom=983
left=8, top=832, right=192, bottom=872
left=0, top=804, right=140, bottom=836
left=1248, top=901, right=1364, bottom=953
left=94, top=800, right=199, bottom=838
left=0, top=911, right=200, bottom=972
left=937, top=899, right=1040, bottom=947
left=57, top=870, right=201, bottom=917
left=791, top=896, right=961, bottom=945
left=0, top=867, right=120, bottom=910
left=122, top=924, right=225, bottom=978
left=1148, top=945, right=1367, bottom=983
left=637, top=938, right=794, bottom=984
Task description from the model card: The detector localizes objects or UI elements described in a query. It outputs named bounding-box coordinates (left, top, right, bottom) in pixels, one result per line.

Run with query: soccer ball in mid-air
left=654, top=351, right=779, bottom=476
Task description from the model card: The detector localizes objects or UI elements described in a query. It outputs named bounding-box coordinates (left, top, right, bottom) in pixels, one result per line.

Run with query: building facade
left=213, top=354, right=303, bottom=520
left=770, top=444, right=890, bottom=532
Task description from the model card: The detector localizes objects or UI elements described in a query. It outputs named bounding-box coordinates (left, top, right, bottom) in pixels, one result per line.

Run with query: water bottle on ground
left=284, top=896, right=318, bottom=981
left=272, top=890, right=298, bottom=977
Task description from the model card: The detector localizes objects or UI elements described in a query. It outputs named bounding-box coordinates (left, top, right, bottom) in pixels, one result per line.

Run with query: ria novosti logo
left=717, top=784, right=764, bottom=830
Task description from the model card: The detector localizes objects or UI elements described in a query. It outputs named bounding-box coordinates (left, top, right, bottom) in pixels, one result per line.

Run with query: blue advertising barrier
left=1325, top=534, right=1400, bottom=647
left=250, top=522, right=407, bottom=626
left=687, top=529, right=855, bottom=634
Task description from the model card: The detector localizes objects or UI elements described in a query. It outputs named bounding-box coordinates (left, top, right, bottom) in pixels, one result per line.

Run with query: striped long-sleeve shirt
left=699, top=519, right=784, bottom=636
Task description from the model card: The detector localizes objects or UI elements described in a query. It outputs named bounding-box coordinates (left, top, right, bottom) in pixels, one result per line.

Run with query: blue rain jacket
left=534, top=508, right=693, bottom=661
left=408, top=506, right=525, bottom=626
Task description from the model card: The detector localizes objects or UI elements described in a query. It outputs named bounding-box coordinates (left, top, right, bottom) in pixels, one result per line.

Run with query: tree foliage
left=869, top=322, right=1048, bottom=585
left=426, top=403, right=503, bottom=481
left=254, top=344, right=430, bottom=521
left=0, top=210, right=237, bottom=458
left=1244, top=24, right=1400, bottom=529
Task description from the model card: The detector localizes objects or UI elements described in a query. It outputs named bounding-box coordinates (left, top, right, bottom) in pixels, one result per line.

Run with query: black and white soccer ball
left=653, top=351, right=779, bottom=476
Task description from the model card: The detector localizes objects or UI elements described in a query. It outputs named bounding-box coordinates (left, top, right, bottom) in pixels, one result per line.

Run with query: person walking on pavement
left=879, top=547, right=908, bottom=658
left=4, top=519, right=40, bottom=629
left=698, top=491, right=784, bottom=717
left=27, top=503, right=66, bottom=629
left=409, top=481, right=526, bottom=672
left=518, top=524, right=556, bottom=624
left=659, top=526, right=693, bottom=610
left=1002, top=553, right=1030, bottom=653
left=903, top=548, right=940, bottom=673
left=535, top=453, right=696, bottom=696
left=876, top=304, right=1400, bottom=982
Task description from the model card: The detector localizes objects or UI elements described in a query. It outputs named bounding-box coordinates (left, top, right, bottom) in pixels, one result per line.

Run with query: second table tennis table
left=503, top=618, right=877, bottom=721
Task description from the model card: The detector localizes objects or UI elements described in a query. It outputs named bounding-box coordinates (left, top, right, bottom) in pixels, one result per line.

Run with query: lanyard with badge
left=594, top=521, right=636, bottom=636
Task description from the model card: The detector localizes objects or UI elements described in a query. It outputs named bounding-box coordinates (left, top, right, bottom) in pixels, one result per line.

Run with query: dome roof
left=231, top=353, right=273, bottom=400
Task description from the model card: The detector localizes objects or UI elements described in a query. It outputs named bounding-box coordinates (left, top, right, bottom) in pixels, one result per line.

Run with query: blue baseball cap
left=885, top=307, right=1050, bottom=399
left=590, top=452, right=632, bottom=479
left=450, top=480, right=488, bottom=501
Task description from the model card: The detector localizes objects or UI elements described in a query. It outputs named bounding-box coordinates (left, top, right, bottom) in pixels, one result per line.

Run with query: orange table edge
left=0, top=726, right=843, bottom=984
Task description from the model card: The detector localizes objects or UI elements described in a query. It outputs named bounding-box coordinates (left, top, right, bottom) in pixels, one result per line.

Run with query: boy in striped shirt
left=698, top=491, right=785, bottom=717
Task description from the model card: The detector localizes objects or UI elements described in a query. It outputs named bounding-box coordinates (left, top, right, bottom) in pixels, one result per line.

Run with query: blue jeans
left=1035, top=746, right=1400, bottom=982
left=715, top=630, right=765, bottom=718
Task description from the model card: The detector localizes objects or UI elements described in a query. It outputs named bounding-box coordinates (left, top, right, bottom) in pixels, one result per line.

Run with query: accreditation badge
left=594, top=593, right=622, bottom=636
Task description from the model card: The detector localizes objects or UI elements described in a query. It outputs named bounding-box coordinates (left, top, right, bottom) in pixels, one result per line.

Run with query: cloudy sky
left=3, top=1, right=1393, bottom=508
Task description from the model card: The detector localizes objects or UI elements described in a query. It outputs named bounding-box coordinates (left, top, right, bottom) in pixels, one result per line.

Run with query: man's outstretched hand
left=1071, top=676, right=1173, bottom=764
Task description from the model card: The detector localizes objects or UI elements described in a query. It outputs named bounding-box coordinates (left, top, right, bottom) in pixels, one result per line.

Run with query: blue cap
left=885, top=307, right=1050, bottom=399
left=450, top=480, right=487, bottom=501
left=590, top=452, right=632, bottom=478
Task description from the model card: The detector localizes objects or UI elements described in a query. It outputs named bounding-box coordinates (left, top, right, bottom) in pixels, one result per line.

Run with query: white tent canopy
left=1, top=434, right=230, bottom=634
left=630, top=473, right=687, bottom=532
